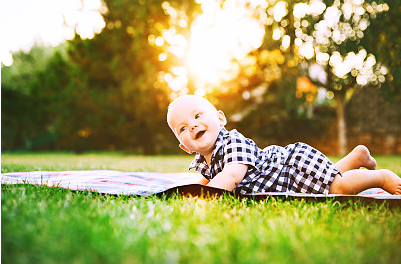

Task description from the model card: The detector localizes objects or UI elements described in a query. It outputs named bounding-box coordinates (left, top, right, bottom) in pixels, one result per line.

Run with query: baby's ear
left=179, top=144, right=193, bottom=154
left=217, top=110, right=227, bottom=126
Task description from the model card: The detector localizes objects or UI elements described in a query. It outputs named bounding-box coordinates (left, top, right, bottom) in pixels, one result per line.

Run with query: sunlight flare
left=185, top=0, right=267, bottom=85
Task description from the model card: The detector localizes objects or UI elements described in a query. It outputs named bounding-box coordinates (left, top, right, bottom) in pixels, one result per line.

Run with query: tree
left=362, top=0, right=401, bottom=102
left=279, top=0, right=390, bottom=155
left=65, top=0, right=199, bottom=153
left=3, top=0, right=398, bottom=154
left=199, top=0, right=322, bottom=147
left=1, top=45, right=65, bottom=150
left=2, top=0, right=202, bottom=153
left=198, top=0, right=394, bottom=155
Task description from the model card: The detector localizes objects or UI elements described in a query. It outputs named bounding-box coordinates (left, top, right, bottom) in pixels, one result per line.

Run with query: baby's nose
left=190, top=123, right=198, bottom=131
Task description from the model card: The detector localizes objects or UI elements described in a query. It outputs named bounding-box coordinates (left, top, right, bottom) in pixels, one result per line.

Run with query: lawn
left=2, top=152, right=401, bottom=264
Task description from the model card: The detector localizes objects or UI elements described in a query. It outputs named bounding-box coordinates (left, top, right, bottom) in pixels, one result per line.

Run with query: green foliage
left=214, top=0, right=401, bottom=154
left=2, top=1, right=197, bottom=154
left=1, top=0, right=400, bottom=154
left=60, top=0, right=178, bottom=153
left=362, top=0, right=401, bottom=101
left=1, top=46, right=65, bottom=150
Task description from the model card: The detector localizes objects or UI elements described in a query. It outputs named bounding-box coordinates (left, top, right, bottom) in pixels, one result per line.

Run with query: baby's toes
left=394, top=186, right=401, bottom=195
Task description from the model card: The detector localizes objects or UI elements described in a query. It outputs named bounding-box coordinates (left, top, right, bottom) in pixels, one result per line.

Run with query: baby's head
left=167, top=95, right=226, bottom=156
left=167, top=95, right=217, bottom=128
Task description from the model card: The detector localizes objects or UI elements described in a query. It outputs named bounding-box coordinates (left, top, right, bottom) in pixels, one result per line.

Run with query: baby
left=167, top=95, right=401, bottom=195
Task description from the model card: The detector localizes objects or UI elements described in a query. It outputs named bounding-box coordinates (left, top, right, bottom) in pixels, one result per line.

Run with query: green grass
left=1, top=152, right=194, bottom=173
left=2, top=153, right=401, bottom=264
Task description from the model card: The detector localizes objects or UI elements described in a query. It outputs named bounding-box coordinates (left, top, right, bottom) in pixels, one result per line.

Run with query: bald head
left=167, top=95, right=217, bottom=129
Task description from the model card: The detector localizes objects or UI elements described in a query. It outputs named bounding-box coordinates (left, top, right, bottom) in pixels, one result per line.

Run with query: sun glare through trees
left=2, top=0, right=400, bottom=155
left=158, top=0, right=269, bottom=98
left=2, top=0, right=390, bottom=95
left=148, top=0, right=390, bottom=101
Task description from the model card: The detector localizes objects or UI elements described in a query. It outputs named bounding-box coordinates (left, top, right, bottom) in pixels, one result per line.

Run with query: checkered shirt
left=189, top=128, right=339, bottom=195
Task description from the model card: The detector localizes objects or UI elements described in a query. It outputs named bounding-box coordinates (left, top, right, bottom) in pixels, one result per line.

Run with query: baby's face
left=167, top=96, right=226, bottom=157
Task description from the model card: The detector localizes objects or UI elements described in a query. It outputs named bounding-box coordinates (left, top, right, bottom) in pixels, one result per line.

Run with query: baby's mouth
left=195, top=130, right=205, bottom=139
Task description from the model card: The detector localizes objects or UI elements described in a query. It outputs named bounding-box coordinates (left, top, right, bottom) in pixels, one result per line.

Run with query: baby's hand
left=206, top=163, right=248, bottom=191
left=197, top=177, right=210, bottom=185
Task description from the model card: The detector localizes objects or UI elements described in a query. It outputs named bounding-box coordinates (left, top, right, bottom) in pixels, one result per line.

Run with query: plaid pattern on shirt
left=189, top=128, right=339, bottom=195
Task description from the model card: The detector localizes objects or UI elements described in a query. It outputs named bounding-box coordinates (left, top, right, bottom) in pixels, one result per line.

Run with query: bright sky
left=1, top=0, right=106, bottom=66
left=160, top=0, right=269, bottom=96
left=185, top=0, right=267, bottom=85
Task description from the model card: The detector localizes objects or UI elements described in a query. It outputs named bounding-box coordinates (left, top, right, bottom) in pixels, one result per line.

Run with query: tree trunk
left=336, top=94, right=347, bottom=156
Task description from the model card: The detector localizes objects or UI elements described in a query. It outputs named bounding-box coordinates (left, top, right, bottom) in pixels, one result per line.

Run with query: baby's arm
left=206, top=163, right=248, bottom=191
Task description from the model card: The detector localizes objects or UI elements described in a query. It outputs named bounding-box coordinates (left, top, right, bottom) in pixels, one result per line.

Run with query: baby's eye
left=195, top=113, right=201, bottom=119
left=180, top=126, right=187, bottom=133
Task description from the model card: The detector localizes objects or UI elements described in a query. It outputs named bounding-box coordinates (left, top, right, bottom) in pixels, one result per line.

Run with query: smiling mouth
left=195, top=130, right=205, bottom=139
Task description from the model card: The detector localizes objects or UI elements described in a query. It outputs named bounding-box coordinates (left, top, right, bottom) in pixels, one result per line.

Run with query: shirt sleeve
left=223, top=132, right=259, bottom=168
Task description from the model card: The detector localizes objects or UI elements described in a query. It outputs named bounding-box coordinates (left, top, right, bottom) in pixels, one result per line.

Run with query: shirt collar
left=211, top=127, right=228, bottom=159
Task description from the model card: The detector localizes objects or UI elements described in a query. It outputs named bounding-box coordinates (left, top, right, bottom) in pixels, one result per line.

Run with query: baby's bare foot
left=381, top=169, right=401, bottom=195
left=353, top=145, right=376, bottom=170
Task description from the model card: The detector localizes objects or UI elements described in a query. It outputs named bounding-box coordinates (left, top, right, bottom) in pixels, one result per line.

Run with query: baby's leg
left=329, top=169, right=401, bottom=195
left=334, top=145, right=376, bottom=173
